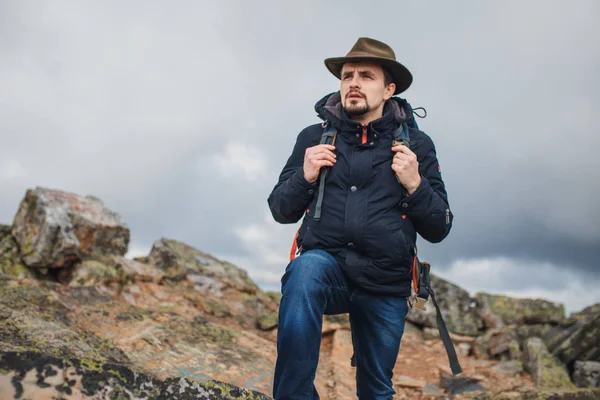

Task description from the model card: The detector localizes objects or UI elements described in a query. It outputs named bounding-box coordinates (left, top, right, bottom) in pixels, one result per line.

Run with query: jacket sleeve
left=400, top=133, right=453, bottom=243
left=267, top=128, right=318, bottom=224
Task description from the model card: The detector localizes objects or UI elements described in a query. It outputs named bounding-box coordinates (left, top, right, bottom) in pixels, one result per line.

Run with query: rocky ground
left=1, top=187, right=599, bottom=399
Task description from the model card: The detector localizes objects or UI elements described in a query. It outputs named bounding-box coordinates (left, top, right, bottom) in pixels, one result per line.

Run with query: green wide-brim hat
left=324, top=37, right=413, bottom=95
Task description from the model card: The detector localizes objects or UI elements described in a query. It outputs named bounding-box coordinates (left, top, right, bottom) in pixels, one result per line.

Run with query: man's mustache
left=346, top=91, right=365, bottom=99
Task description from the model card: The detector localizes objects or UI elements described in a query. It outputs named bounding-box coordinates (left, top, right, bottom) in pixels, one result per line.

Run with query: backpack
left=288, top=101, right=463, bottom=375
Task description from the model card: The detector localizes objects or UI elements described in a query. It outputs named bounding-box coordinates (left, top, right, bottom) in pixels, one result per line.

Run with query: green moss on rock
left=0, top=228, right=34, bottom=279
left=256, top=313, right=278, bottom=331
left=477, top=293, right=565, bottom=325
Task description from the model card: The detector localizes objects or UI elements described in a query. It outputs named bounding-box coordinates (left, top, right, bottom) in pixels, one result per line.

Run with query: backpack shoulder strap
left=314, top=121, right=336, bottom=221
left=392, top=122, right=411, bottom=148
left=320, top=121, right=337, bottom=145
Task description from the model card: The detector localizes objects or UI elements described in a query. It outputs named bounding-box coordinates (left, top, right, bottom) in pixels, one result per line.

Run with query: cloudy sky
left=1, top=1, right=598, bottom=314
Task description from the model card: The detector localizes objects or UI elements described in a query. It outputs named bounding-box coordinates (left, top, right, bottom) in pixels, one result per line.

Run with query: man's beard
left=344, top=97, right=370, bottom=117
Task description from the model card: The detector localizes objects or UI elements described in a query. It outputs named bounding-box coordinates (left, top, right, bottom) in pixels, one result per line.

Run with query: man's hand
left=304, top=144, right=336, bottom=184
left=392, top=143, right=421, bottom=194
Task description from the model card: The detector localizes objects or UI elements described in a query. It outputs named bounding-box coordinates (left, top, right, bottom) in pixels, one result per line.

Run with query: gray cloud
left=1, top=1, right=599, bottom=312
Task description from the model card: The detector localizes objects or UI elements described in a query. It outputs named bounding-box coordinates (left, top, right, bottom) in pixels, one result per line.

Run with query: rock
left=406, top=273, right=485, bottom=336
left=11, top=187, right=129, bottom=268
left=471, top=388, right=600, bottom=399
left=422, top=383, right=445, bottom=396
left=573, top=360, right=600, bottom=388
left=514, top=324, right=556, bottom=344
left=489, top=328, right=521, bottom=361
left=522, top=337, right=575, bottom=389
left=476, top=293, right=565, bottom=325
left=395, top=375, right=426, bottom=389
left=69, top=258, right=121, bottom=287
left=143, top=238, right=260, bottom=294
left=266, top=291, right=282, bottom=306
left=458, top=342, right=473, bottom=357
left=0, top=279, right=278, bottom=396
left=324, top=313, right=351, bottom=330
left=0, top=225, right=34, bottom=279
left=202, top=297, right=233, bottom=318
left=491, top=361, right=524, bottom=376
left=473, top=326, right=521, bottom=361
left=545, top=303, right=600, bottom=370
left=257, top=313, right=278, bottom=331
left=440, top=374, right=487, bottom=395
left=0, top=351, right=272, bottom=399
left=481, top=310, right=505, bottom=330
left=68, top=255, right=165, bottom=287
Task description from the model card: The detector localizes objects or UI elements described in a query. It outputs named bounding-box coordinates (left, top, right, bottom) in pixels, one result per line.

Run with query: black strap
left=420, top=262, right=463, bottom=375
left=393, top=122, right=410, bottom=148
left=313, top=122, right=336, bottom=221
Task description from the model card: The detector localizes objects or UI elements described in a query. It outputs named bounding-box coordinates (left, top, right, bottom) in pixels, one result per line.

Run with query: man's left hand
left=391, top=143, right=421, bottom=195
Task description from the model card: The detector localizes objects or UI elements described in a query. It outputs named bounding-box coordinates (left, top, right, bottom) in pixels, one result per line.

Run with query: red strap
left=290, top=230, right=299, bottom=261
left=411, top=247, right=419, bottom=294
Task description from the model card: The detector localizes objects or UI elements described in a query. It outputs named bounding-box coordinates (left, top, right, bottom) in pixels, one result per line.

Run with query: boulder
left=545, top=303, right=600, bottom=370
left=471, top=388, right=600, bottom=399
left=0, top=279, right=276, bottom=397
left=0, top=352, right=271, bottom=399
left=473, top=327, right=521, bottom=361
left=257, top=312, right=278, bottom=331
left=573, top=360, right=600, bottom=388
left=68, top=255, right=164, bottom=287
left=406, top=274, right=485, bottom=336
left=0, top=224, right=34, bottom=279
left=476, top=293, right=565, bottom=325
left=11, top=187, right=129, bottom=268
left=514, top=324, right=556, bottom=344
left=522, top=337, right=574, bottom=389
left=141, top=238, right=260, bottom=294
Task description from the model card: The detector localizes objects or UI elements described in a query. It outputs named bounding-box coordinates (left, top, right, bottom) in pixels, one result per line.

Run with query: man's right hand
left=303, top=144, right=336, bottom=184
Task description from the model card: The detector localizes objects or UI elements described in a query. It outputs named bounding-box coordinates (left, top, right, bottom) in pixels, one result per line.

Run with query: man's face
left=340, top=62, right=395, bottom=119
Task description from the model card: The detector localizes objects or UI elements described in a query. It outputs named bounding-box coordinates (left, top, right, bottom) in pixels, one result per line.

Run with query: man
left=267, top=37, right=453, bottom=399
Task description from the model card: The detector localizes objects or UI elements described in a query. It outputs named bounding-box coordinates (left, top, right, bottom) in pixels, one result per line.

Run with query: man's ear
left=384, top=83, right=396, bottom=100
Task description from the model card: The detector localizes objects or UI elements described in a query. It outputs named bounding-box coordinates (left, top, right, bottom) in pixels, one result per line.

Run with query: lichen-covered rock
left=470, top=388, right=600, bottom=399
left=573, top=360, right=600, bottom=388
left=490, top=328, right=522, bottom=361
left=69, top=255, right=164, bottom=287
left=257, top=312, right=278, bottom=331
left=11, top=187, right=130, bottom=268
left=265, top=291, right=282, bottom=306
left=491, top=361, right=524, bottom=376
left=522, top=337, right=575, bottom=389
left=473, top=327, right=521, bottom=361
left=69, top=258, right=122, bottom=287
left=0, top=224, right=34, bottom=279
left=143, top=238, right=260, bottom=294
left=406, top=273, right=485, bottom=336
left=0, top=352, right=272, bottom=399
left=476, top=293, right=565, bottom=325
left=545, top=304, right=600, bottom=370
left=514, top=324, right=556, bottom=345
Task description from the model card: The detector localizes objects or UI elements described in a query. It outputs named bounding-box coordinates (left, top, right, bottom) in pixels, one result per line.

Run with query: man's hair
left=382, top=67, right=394, bottom=88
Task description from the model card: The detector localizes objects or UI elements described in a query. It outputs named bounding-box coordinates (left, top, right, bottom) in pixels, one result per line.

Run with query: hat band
left=345, top=51, right=392, bottom=59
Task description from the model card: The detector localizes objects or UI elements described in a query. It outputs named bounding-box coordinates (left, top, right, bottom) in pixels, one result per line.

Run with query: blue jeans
left=273, top=249, right=410, bottom=400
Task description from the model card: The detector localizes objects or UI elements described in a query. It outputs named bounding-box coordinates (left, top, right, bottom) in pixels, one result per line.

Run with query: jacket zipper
left=446, top=208, right=450, bottom=225
left=361, top=124, right=368, bottom=144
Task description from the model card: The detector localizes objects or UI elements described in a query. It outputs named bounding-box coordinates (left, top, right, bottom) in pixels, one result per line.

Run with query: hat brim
left=324, top=56, right=413, bottom=95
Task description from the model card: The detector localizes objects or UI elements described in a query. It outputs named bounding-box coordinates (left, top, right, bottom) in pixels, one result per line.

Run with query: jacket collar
left=314, top=91, right=410, bottom=136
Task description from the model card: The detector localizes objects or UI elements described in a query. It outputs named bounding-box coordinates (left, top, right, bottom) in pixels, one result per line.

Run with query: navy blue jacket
left=268, top=92, right=453, bottom=297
